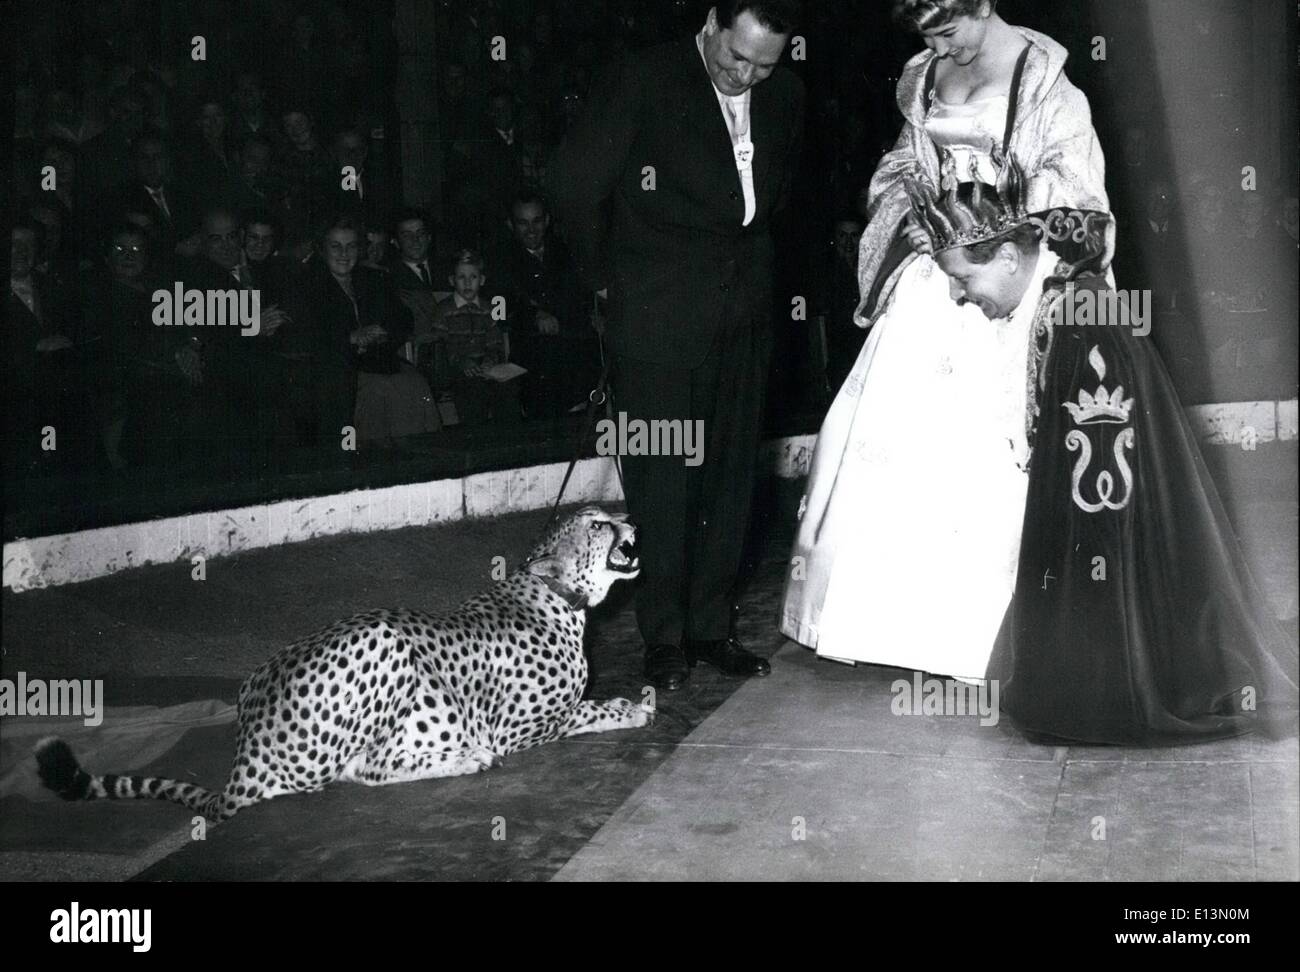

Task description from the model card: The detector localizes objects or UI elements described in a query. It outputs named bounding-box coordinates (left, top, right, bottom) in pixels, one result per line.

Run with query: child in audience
left=425, top=249, right=521, bottom=426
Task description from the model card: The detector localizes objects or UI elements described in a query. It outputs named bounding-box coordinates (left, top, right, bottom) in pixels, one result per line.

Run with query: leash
left=547, top=329, right=624, bottom=527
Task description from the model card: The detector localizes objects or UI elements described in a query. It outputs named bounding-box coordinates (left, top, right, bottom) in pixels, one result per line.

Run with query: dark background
left=5, top=0, right=1297, bottom=539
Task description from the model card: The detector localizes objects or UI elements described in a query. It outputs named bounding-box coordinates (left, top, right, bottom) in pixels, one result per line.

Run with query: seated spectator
left=493, top=191, right=599, bottom=417
left=241, top=209, right=294, bottom=308
left=182, top=97, right=235, bottom=200
left=230, top=132, right=290, bottom=217
left=6, top=222, right=85, bottom=476
left=114, top=129, right=195, bottom=267
left=446, top=88, right=526, bottom=254
left=231, top=71, right=276, bottom=145
left=425, top=249, right=520, bottom=428
left=27, top=200, right=78, bottom=287
left=362, top=222, right=393, bottom=271
left=81, top=223, right=198, bottom=472
left=276, top=108, right=334, bottom=253
left=179, top=206, right=293, bottom=475
left=290, top=215, right=439, bottom=454
left=390, top=206, right=440, bottom=346
left=1116, top=177, right=1181, bottom=309
left=317, top=126, right=391, bottom=227
left=81, top=84, right=147, bottom=194
left=39, top=137, right=92, bottom=268
left=820, top=213, right=866, bottom=393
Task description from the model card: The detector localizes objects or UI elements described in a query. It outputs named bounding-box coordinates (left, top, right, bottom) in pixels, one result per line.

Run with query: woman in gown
left=780, top=0, right=1110, bottom=680
left=906, top=161, right=1298, bottom=744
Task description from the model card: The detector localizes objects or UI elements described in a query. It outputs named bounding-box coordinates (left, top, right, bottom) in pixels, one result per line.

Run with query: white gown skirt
left=780, top=254, right=1032, bottom=681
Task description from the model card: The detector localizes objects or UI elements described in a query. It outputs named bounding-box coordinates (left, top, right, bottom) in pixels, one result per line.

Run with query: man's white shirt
left=696, top=32, right=756, bottom=226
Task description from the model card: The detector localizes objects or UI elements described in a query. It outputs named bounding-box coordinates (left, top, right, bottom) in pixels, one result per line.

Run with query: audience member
left=292, top=215, right=440, bottom=454
left=6, top=222, right=84, bottom=475
left=493, top=192, right=597, bottom=417
left=114, top=129, right=194, bottom=264
left=820, top=214, right=866, bottom=393
left=427, top=248, right=520, bottom=428
left=391, top=207, right=441, bottom=348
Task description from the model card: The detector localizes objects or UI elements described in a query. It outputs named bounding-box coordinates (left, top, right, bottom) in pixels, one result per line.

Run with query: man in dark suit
left=545, top=1, right=805, bottom=691
left=492, top=191, right=597, bottom=417
left=314, top=127, right=393, bottom=231
left=114, top=130, right=195, bottom=269
left=6, top=221, right=85, bottom=477
left=178, top=207, right=292, bottom=473
left=390, top=207, right=440, bottom=353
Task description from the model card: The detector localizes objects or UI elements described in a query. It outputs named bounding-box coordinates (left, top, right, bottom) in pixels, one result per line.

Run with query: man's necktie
left=150, top=186, right=171, bottom=220
left=726, top=96, right=749, bottom=140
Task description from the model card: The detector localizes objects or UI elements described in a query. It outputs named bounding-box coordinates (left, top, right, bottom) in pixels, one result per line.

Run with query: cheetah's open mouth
left=607, top=537, right=640, bottom=573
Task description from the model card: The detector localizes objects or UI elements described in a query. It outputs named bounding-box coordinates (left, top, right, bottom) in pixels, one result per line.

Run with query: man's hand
left=35, top=335, right=74, bottom=353
left=902, top=214, right=933, bottom=256
left=590, top=309, right=606, bottom=336
left=536, top=311, right=560, bottom=335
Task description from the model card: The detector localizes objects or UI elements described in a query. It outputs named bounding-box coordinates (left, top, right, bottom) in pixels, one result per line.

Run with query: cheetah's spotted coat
left=36, top=508, right=649, bottom=821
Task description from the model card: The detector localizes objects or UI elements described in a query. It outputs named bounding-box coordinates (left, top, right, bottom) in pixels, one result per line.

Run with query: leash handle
left=548, top=334, right=621, bottom=526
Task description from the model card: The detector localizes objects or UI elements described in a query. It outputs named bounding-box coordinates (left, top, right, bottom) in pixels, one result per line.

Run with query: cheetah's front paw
left=469, top=746, right=502, bottom=772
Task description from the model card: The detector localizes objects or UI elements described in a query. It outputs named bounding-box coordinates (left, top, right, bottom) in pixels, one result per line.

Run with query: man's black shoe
left=683, top=637, right=771, bottom=677
left=644, top=643, right=690, bottom=691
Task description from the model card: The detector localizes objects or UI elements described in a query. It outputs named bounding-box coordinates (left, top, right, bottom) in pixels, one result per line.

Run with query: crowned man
left=909, top=155, right=1298, bottom=745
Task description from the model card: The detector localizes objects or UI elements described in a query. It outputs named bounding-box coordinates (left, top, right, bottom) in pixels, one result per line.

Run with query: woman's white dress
left=780, top=94, right=1037, bottom=681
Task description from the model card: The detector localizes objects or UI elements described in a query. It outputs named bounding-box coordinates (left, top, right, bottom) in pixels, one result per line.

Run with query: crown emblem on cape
left=904, top=145, right=1029, bottom=252
left=1062, top=346, right=1134, bottom=424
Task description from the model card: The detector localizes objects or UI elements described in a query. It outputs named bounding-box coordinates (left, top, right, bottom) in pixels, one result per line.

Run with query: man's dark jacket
left=545, top=36, right=804, bottom=368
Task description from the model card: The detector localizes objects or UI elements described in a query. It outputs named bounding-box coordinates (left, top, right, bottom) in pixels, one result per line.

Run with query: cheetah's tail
left=34, top=737, right=221, bottom=820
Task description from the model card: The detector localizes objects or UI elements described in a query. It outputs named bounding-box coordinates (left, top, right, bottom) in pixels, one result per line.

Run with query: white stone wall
left=3, top=404, right=1293, bottom=592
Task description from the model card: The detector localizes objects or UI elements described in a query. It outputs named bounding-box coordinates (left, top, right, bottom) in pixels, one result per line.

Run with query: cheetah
left=35, top=507, right=651, bottom=822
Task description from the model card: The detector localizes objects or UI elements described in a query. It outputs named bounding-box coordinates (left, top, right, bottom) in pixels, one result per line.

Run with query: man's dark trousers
left=613, top=310, right=773, bottom=647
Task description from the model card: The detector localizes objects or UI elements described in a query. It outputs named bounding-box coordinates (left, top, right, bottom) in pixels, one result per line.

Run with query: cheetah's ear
left=525, top=556, right=565, bottom=579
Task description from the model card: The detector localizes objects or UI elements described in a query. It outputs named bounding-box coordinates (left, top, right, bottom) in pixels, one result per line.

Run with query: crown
left=904, top=146, right=1029, bottom=252
left=1062, top=346, right=1134, bottom=424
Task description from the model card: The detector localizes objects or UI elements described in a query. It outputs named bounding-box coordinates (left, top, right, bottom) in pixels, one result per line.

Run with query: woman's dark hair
left=717, top=0, right=802, bottom=36
left=892, top=0, right=994, bottom=33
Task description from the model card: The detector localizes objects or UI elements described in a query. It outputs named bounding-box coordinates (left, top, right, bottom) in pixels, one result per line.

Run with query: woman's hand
left=902, top=214, right=933, bottom=256
left=259, top=304, right=290, bottom=336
